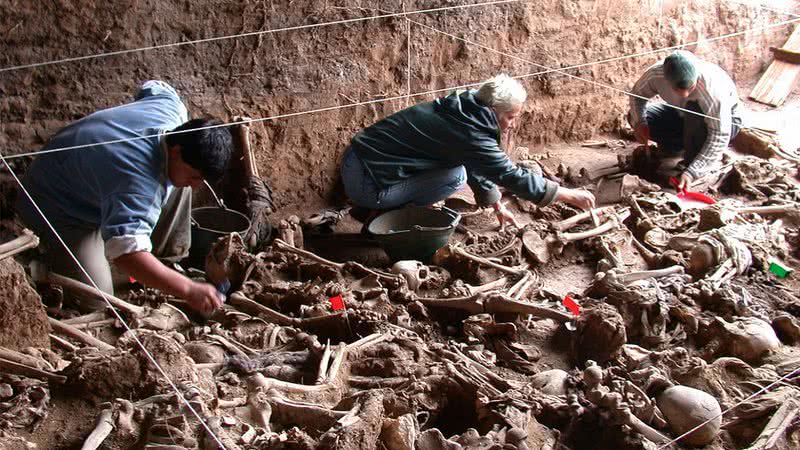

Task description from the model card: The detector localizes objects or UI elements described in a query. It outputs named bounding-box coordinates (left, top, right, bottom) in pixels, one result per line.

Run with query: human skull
left=714, top=317, right=781, bottom=363
left=657, top=385, right=721, bottom=446
left=391, top=260, right=430, bottom=291
left=530, top=369, right=569, bottom=396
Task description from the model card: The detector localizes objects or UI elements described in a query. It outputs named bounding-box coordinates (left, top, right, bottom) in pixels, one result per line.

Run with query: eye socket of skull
left=419, top=266, right=429, bottom=279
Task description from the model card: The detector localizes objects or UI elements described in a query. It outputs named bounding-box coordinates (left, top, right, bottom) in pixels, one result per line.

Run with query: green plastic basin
left=367, top=206, right=460, bottom=263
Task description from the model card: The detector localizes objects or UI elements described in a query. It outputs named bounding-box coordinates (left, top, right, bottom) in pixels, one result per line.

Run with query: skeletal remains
left=2, top=175, right=800, bottom=450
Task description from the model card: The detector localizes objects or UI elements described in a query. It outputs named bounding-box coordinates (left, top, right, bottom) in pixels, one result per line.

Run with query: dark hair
left=166, top=119, right=232, bottom=183
left=663, top=51, right=698, bottom=89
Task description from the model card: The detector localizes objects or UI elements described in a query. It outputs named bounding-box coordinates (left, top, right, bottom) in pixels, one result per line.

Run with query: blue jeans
left=341, top=147, right=467, bottom=209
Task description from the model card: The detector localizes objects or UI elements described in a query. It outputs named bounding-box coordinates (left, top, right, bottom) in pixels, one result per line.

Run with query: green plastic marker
left=769, top=261, right=791, bottom=278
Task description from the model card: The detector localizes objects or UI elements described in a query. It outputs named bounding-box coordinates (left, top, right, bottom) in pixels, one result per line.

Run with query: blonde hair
left=475, top=74, right=527, bottom=112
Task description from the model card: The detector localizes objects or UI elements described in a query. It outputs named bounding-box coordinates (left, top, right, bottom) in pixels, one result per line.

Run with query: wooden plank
left=783, top=25, right=800, bottom=51
left=750, top=25, right=800, bottom=106
left=770, top=46, right=800, bottom=64
left=750, top=61, right=800, bottom=106
left=750, top=61, right=785, bottom=104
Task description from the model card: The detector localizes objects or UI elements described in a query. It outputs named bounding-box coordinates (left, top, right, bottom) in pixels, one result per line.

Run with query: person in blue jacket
left=341, top=74, right=595, bottom=228
left=17, top=81, right=231, bottom=316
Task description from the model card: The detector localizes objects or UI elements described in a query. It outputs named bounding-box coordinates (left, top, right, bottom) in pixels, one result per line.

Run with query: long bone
left=558, top=209, right=631, bottom=243
left=551, top=206, right=617, bottom=232
left=735, top=203, right=799, bottom=215
left=0, top=357, right=66, bottom=384
left=419, top=293, right=572, bottom=323
left=0, top=346, right=54, bottom=371
left=464, top=276, right=508, bottom=295
left=586, top=265, right=686, bottom=298
left=80, top=405, right=114, bottom=450
left=34, top=266, right=190, bottom=331
left=228, top=292, right=299, bottom=326
left=449, top=244, right=529, bottom=276
left=229, top=292, right=353, bottom=342
left=507, top=271, right=534, bottom=298
left=273, top=238, right=401, bottom=283
left=524, top=208, right=631, bottom=263
left=0, top=229, right=39, bottom=261
left=743, top=396, right=799, bottom=450
left=48, top=317, right=115, bottom=351
left=615, top=265, right=685, bottom=284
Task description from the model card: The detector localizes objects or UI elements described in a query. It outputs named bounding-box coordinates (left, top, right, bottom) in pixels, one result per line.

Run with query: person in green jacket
left=340, top=74, right=596, bottom=228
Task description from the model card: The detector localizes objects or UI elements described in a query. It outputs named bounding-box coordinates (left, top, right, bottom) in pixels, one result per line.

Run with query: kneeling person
left=341, top=74, right=596, bottom=228
left=17, top=80, right=232, bottom=316
left=628, top=50, right=743, bottom=190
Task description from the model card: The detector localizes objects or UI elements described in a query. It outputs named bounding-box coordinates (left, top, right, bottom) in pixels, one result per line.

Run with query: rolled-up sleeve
left=101, top=191, right=164, bottom=260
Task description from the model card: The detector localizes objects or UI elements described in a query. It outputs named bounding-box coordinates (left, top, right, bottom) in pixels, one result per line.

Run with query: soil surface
left=0, top=0, right=796, bottom=213
left=0, top=258, right=49, bottom=351
left=2, top=1, right=800, bottom=450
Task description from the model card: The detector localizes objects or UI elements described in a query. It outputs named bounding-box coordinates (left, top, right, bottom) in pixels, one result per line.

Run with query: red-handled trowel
left=669, top=177, right=716, bottom=205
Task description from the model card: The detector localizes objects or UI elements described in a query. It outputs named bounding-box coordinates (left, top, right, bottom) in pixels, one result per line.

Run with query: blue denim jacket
left=22, top=80, right=189, bottom=260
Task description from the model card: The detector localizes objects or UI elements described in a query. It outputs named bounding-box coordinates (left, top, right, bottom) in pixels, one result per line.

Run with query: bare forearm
left=114, top=251, right=191, bottom=299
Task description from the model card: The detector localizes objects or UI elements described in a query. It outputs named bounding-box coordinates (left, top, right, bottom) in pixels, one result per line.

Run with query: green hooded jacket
left=350, top=89, right=558, bottom=207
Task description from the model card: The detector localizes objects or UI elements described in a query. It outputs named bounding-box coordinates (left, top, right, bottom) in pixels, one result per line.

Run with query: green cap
left=663, top=50, right=699, bottom=89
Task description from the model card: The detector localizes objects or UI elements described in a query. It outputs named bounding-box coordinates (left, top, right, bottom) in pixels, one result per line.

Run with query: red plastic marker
left=329, top=294, right=346, bottom=311
left=563, top=295, right=580, bottom=317
left=669, top=177, right=716, bottom=205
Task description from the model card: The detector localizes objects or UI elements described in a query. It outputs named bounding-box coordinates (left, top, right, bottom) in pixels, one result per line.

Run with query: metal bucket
left=188, top=207, right=251, bottom=266
left=367, top=206, right=460, bottom=263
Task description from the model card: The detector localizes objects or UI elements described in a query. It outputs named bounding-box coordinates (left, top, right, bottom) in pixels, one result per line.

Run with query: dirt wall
left=0, top=258, right=50, bottom=350
left=0, top=0, right=793, bottom=213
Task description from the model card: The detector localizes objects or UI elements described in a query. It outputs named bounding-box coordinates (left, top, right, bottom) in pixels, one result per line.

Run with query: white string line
left=412, top=25, right=800, bottom=429
left=345, top=0, right=778, bottom=123
left=407, top=13, right=412, bottom=109
left=656, top=364, right=800, bottom=449
left=403, top=16, right=720, bottom=123
left=0, top=0, right=521, bottom=74
left=5, top=8, right=800, bottom=161
left=0, top=4, right=794, bottom=445
left=725, top=0, right=800, bottom=18
left=513, top=13, right=800, bottom=83
left=0, top=153, right=229, bottom=449
left=3, top=83, right=479, bottom=160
